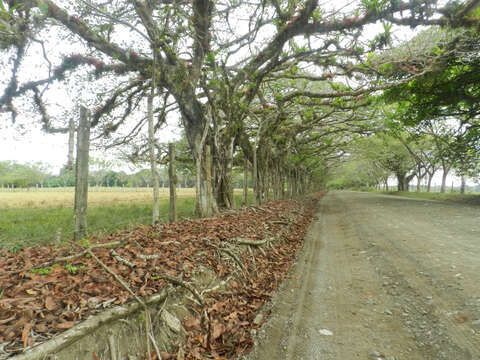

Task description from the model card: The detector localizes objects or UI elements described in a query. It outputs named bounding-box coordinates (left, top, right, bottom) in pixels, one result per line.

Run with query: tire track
left=345, top=191, right=480, bottom=359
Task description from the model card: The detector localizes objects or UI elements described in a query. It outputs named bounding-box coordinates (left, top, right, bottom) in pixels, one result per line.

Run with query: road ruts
left=243, top=191, right=480, bottom=360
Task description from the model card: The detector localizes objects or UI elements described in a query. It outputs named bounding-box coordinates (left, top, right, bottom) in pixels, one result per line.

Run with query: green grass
left=0, top=194, right=252, bottom=252
left=385, top=191, right=480, bottom=205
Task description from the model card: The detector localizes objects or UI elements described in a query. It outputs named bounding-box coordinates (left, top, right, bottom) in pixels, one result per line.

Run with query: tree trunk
left=194, top=143, right=217, bottom=217
left=215, top=137, right=235, bottom=208
left=416, top=175, right=424, bottom=192
left=440, top=167, right=449, bottom=193
left=243, top=157, right=248, bottom=205
left=74, top=106, right=90, bottom=241
left=66, top=117, right=75, bottom=171
left=176, top=93, right=218, bottom=217
left=291, top=170, right=298, bottom=197
left=252, top=147, right=259, bottom=205
left=169, top=143, right=177, bottom=223
left=396, top=173, right=407, bottom=192
left=460, top=175, right=466, bottom=194
left=427, top=173, right=433, bottom=192
left=148, top=89, right=160, bottom=224
left=265, top=165, right=271, bottom=201
left=273, top=166, right=282, bottom=200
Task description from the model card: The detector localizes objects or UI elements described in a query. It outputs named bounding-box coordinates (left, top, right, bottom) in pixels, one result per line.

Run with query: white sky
left=0, top=120, right=181, bottom=174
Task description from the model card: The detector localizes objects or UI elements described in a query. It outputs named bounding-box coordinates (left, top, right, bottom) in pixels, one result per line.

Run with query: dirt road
left=244, top=191, right=480, bottom=360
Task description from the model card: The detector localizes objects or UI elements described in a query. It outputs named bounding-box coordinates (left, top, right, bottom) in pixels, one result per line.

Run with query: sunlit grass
left=0, top=187, right=197, bottom=209
left=385, top=191, right=480, bottom=204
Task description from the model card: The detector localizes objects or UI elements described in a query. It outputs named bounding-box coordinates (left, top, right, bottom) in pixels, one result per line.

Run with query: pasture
left=0, top=187, right=196, bottom=208
left=0, top=187, right=249, bottom=251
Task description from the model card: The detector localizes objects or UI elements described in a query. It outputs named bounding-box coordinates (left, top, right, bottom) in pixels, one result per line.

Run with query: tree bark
left=252, top=147, right=259, bottom=205
left=66, top=117, right=75, bottom=171
left=176, top=94, right=218, bottom=217
left=396, top=174, right=408, bottom=192
left=397, top=172, right=416, bottom=192
left=194, top=143, right=217, bottom=217
left=169, top=143, right=177, bottom=223
left=243, top=157, right=248, bottom=205
left=460, top=175, right=466, bottom=194
left=147, top=89, right=160, bottom=224
left=74, top=106, right=90, bottom=241
left=215, top=136, right=235, bottom=208
left=427, top=173, right=433, bottom=192
left=416, top=175, right=424, bottom=192
left=440, top=167, right=449, bottom=193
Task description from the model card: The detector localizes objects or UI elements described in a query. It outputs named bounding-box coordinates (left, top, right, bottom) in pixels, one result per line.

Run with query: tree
left=380, top=27, right=480, bottom=188
left=1, top=0, right=476, bottom=217
left=355, top=134, right=417, bottom=191
left=0, top=160, right=52, bottom=187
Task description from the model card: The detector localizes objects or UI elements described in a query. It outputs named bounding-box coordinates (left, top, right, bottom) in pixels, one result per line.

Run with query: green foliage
left=0, top=161, right=52, bottom=188
left=65, top=262, right=85, bottom=275
left=38, top=1, right=49, bottom=15
left=31, top=266, right=51, bottom=275
left=382, top=29, right=480, bottom=124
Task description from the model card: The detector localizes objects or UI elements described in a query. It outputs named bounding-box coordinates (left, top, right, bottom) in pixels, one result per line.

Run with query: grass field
left=0, top=187, right=196, bottom=209
left=385, top=191, right=480, bottom=205
left=0, top=187, right=251, bottom=252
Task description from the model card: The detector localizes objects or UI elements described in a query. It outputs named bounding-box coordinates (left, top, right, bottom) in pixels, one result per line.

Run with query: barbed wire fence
left=0, top=188, right=250, bottom=251
left=0, top=187, right=196, bottom=251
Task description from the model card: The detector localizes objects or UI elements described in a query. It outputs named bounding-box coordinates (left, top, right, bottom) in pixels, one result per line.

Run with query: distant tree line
left=0, top=160, right=251, bottom=190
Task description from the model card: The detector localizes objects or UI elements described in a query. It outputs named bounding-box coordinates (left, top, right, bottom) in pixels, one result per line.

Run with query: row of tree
left=329, top=25, right=480, bottom=192
left=0, top=159, right=257, bottom=189
left=1, top=0, right=480, bottom=225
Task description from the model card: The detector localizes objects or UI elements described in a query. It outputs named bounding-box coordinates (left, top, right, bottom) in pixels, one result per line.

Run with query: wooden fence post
left=169, top=143, right=177, bottom=223
left=74, top=106, right=91, bottom=241
left=66, top=117, right=75, bottom=171
left=243, top=157, right=248, bottom=205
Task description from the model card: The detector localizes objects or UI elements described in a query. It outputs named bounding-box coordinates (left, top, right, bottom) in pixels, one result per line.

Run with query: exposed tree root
left=156, top=274, right=211, bottom=347
left=217, top=247, right=246, bottom=272
left=11, top=291, right=168, bottom=360
left=88, top=249, right=160, bottom=360
left=156, top=274, right=205, bottom=307
left=271, top=220, right=290, bottom=225
left=137, top=254, right=160, bottom=260
left=110, top=249, right=136, bottom=268
left=233, top=237, right=273, bottom=246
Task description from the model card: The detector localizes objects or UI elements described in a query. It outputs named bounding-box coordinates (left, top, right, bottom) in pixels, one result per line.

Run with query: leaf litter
left=0, top=195, right=322, bottom=359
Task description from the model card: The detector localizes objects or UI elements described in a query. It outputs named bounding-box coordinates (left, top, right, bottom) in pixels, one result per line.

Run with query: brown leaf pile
left=0, top=195, right=322, bottom=359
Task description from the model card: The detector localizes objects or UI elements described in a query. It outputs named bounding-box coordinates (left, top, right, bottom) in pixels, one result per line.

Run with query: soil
left=244, top=191, right=480, bottom=360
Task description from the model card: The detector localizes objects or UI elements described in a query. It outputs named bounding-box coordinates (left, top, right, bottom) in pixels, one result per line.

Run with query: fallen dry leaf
left=45, top=296, right=57, bottom=311
left=21, top=321, right=33, bottom=348
left=0, top=195, right=323, bottom=359
left=56, top=321, right=75, bottom=330
left=211, top=320, right=225, bottom=340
